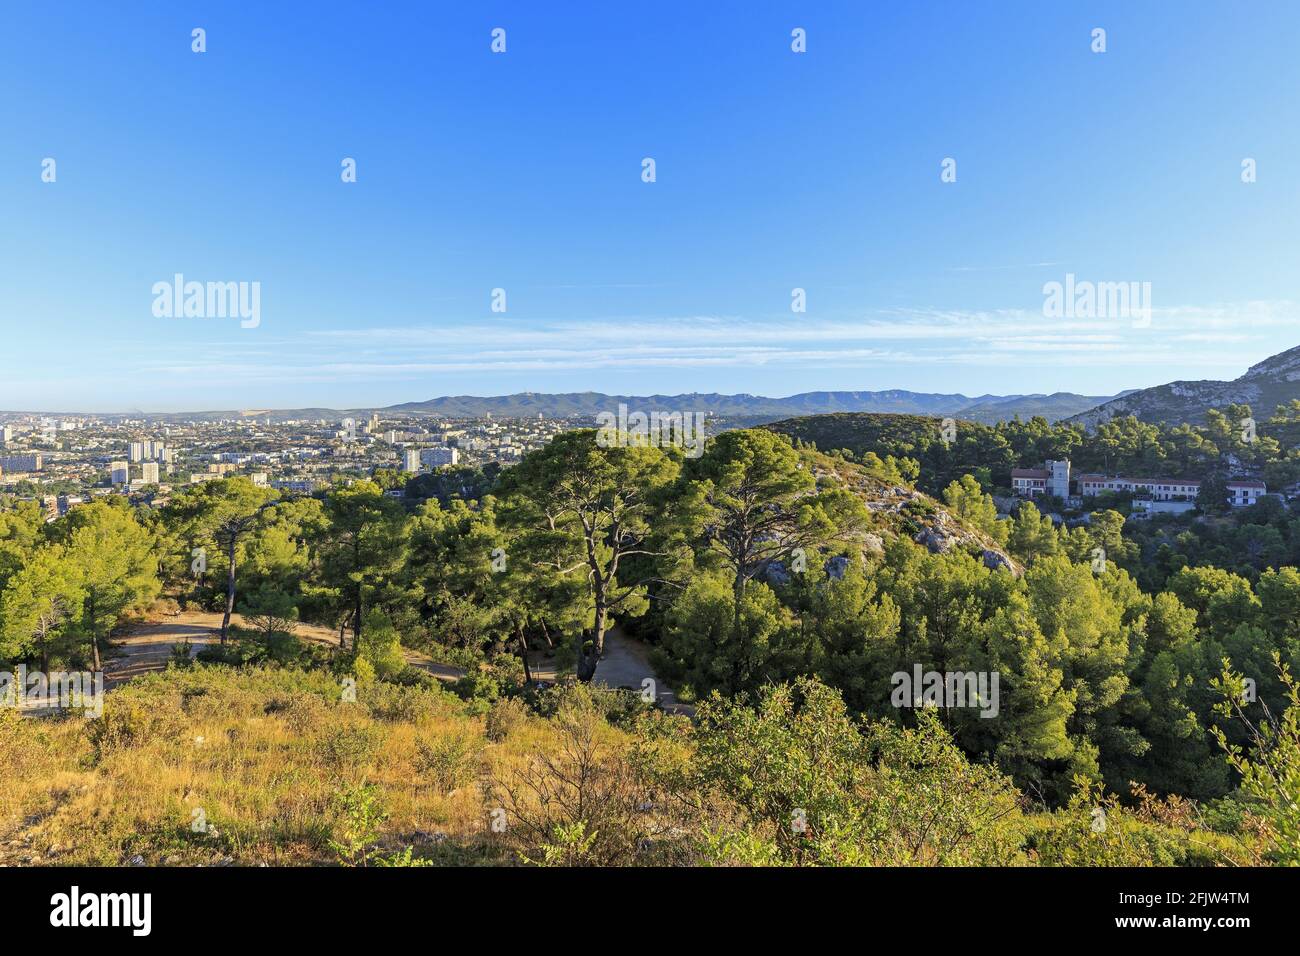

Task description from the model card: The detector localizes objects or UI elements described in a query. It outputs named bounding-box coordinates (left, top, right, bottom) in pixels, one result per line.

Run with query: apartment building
left=1077, top=475, right=1201, bottom=501
left=0, top=453, right=43, bottom=473
left=420, top=447, right=460, bottom=467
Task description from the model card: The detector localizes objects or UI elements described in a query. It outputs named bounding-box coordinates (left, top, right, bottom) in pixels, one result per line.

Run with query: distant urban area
left=0, top=412, right=586, bottom=517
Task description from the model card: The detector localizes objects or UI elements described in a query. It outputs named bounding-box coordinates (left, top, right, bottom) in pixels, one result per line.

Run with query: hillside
left=1068, top=344, right=1300, bottom=427
left=793, top=442, right=1020, bottom=574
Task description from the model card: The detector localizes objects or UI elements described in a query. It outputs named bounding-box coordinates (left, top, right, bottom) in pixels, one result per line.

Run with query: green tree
left=58, top=501, right=161, bottom=669
left=318, top=481, right=410, bottom=648
left=680, top=430, right=868, bottom=636
left=942, top=474, right=1008, bottom=545
left=0, top=544, right=83, bottom=670
left=499, top=431, right=679, bottom=681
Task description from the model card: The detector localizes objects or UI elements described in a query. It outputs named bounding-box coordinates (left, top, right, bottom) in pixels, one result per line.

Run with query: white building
left=1227, top=480, right=1266, bottom=508
left=110, top=461, right=129, bottom=485
left=1078, top=475, right=1201, bottom=502
left=1132, top=499, right=1197, bottom=517
left=403, top=448, right=422, bottom=473
left=140, top=462, right=160, bottom=484
left=0, top=453, right=41, bottom=473
left=1011, top=460, right=1070, bottom=498
left=420, top=447, right=460, bottom=467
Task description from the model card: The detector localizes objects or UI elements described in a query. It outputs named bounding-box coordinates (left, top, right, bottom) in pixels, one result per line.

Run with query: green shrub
left=415, top=731, right=481, bottom=794
left=485, top=697, right=528, bottom=742
left=364, top=682, right=449, bottom=724
left=322, top=723, right=384, bottom=770
left=87, top=695, right=187, bottom=761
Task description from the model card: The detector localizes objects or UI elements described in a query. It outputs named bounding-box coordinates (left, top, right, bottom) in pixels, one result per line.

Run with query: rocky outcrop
left=1068, top=343, right=1300, bottom=428
left=807, top=459, right=1022, bottom=575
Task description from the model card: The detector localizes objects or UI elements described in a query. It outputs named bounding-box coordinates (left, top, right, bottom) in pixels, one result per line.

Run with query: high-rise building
left=141, top=462, right=160, bottom=484
left=420, top=447, right=460, bottom=467
left=128, top=442, right=146, bottom=462
left=0, top=453, right=42, bottom=473
left=110, top=461, right=129, bottom=485
left=403, top=448, right=422, bottom=473
left=0, top=426, right=12, bottom=444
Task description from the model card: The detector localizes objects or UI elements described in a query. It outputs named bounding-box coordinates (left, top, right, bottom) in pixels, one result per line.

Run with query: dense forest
left=766, top=401, right=1300, bottom=496
left=1, top=423, right=1297, bottom=866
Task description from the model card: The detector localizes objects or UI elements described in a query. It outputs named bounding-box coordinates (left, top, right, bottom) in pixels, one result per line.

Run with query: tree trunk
left=87, top=592, right=101, bottom=671
left=516, top=622, right=533, bottom=684
left=220, top=536, right=237, bottom=644
left=576, top=605, right=607, bottom=682
left=732, top=571, right=746, bottom=639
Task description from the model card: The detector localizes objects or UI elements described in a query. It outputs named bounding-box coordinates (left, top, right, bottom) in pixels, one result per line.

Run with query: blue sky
left=2, top=1, right=1298, bottom=412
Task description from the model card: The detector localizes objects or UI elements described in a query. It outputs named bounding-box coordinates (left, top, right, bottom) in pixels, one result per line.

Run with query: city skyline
left=4, top=2, right=1300, bottom=411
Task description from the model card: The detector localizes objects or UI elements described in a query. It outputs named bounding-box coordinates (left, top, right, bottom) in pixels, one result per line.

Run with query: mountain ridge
left=13, top=389, right=1115, bottom=424
left=1067, top=344, right=1300, bottom=427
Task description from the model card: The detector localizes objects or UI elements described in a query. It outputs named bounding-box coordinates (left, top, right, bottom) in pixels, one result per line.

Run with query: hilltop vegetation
left=1, top=424, right=1298, bottom=866
left=765, top=401, right=1300, bottom=497
left=2, top=666, right=1290, bottom=867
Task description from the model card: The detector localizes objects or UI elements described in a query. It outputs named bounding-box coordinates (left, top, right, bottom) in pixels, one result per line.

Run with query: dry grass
left=0, top=665, right=603, bottom=867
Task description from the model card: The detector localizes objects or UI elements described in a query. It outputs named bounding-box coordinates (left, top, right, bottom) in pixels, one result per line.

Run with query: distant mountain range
left=1067, top=344, right=1300, bottom=427
left=386, top=390, right=1120, bottom=424
left=59, top=390, right=1118, bottom=425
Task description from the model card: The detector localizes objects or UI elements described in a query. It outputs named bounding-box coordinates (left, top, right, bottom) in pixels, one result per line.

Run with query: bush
left=485, top=697, right=529, bottom=742
left=87, top=694, right=187, bottom=761
left=264, top=692, right=332, bottom=734
left=450, top=670, right=504, bottom=708
left=322, top=723, right=384, bottom=771
left=364, top=682, right=449, bottom=723
left=169, top=641, right=194, bottom=669
left=415, top=731, right=482, bottom=794
left=356, top=610, right=407, bottom=680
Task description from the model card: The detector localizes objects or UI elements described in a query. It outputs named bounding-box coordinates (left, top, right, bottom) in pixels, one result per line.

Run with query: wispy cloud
left=111, top=301, right=1297, bottom=387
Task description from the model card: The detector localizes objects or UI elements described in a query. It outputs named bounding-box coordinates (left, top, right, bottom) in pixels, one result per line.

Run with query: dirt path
left=97, top=615, right=688, bottom=715
left=102, top=611, right=463, bottom=689
left=593, top=626, right=692, bottom=715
